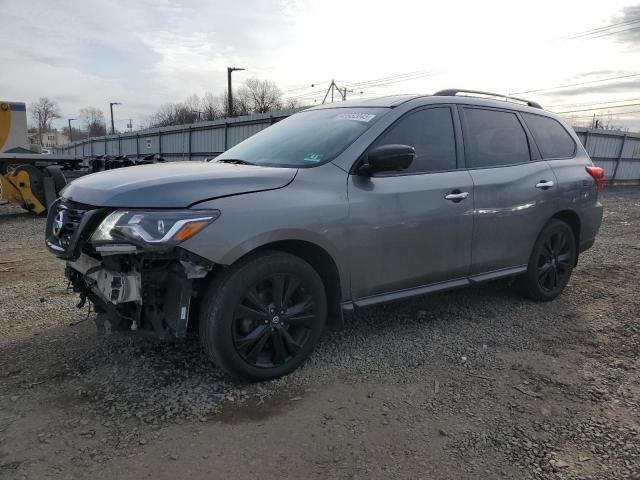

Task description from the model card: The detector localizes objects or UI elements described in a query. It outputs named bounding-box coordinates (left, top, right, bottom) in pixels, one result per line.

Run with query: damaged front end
left=45, top=199, right=219, bottom=338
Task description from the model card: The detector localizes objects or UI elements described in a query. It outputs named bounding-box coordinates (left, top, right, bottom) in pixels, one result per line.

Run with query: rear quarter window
left=521, top=113, right=576, bottom=159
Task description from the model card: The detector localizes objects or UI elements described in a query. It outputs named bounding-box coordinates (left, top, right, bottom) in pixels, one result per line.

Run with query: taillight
left=586, top=166, right=605, bottom=189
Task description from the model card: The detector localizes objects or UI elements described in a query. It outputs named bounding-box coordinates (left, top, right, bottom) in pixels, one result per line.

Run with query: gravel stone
left=0, top=188, right=638, bottom=479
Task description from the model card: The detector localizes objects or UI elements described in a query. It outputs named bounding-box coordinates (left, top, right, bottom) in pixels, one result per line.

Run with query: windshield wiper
left=217, top=158, right=255, bottom=166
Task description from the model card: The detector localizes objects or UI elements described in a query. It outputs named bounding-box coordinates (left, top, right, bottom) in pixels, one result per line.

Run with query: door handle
left=445, top=191, right=469, bottom=202
left=535, top=180, right=554, bottom=189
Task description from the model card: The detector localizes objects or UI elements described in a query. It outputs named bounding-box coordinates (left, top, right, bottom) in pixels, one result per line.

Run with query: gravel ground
left=0, top=188, right=638, bottom=480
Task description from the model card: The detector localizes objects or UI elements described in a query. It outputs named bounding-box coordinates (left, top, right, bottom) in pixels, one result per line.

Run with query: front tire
left=518, top=219, right=577, bottom=301
left=199, top=252, right=327, bottom=381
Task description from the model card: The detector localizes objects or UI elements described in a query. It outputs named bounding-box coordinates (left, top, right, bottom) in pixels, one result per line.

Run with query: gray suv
left=45, top=89, right=604, bottom=381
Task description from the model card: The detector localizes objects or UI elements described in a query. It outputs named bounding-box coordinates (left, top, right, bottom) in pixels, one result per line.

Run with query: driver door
left=347, top=106, right=474, bottom=301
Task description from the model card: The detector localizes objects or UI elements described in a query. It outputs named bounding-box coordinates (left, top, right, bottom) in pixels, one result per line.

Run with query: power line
left=562, top=17, right=640, bottom=40
left=546, top=96, right=640, bottom=108
left=340, top=71, right=436, bottom=90
left=562, top=109, right=640, bottom=119
left=338, top=71, right=426, bottom=86
left=284, top=70, right=437, bottom=101
left=587, top=24, right=640, bottom=40
left=553, top=102, right=640, bottom=114
left=285, top=86, right=334, bottom=101
left=340, top=70, right=433, bottom=88
left=281, top=80, right=332, bottom=94
left=510, top=72, right=640, bottom=95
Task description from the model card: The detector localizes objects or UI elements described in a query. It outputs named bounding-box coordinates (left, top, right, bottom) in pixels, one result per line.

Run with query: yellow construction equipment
left=0, top=102, right=164, bottom=215
left=0, top=154, right=83, bottom=214
left=0, top=166, right=47, bottom=213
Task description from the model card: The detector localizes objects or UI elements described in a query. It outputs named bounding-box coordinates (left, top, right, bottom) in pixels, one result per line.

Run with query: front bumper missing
left=48, top=199, right=212, bottom=338
left=68, top=254, right=142, bottom=304
left=65, top=252, right=211, bottom=338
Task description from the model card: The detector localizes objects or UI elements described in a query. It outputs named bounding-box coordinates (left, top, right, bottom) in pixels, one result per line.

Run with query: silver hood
left=61, top=161, right=297, bottom=208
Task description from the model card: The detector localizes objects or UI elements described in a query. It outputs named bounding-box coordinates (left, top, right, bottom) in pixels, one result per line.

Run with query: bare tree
left=61, top=125, right=83, bottom=142
left=79, top=107, right=107, bottom=137
left=184, top=94, right=204, bottom=121
left=29, top=97, right=61, bottom=144
left=148, top=92, right=226, bottom=127
left=568, top=112, right=629, bottom=132
left=237, top=78, right=283, bottom=113
left=283, top=97, right=301, bottom=109
left=201, top=92, right=223, bottom=121
left=147, top=102, right=199, bottom=128
left=146, top=79, right=286, bottom=128
left=232, top=89, right=251, bottom=116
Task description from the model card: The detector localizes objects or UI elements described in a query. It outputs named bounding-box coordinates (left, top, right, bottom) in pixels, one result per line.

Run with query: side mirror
left=358, top=144, right=415, bottom=175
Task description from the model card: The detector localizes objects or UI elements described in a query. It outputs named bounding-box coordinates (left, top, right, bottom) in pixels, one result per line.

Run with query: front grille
left=46, top=199, right=103, bottom=259
left=55, top=200, right=92, bottom=249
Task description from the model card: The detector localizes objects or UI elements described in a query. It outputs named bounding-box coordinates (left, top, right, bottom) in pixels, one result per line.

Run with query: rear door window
left=374, top=107, right=457, bottom=173
left=521, top=113, right=576, bottom=159
left=462, top=108, right=531, bottom=168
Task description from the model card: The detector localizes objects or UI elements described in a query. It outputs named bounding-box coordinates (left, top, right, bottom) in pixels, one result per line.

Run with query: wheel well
left=551, top=210, right=581, bottom=264
left=247, top=240, right=343, bottom=328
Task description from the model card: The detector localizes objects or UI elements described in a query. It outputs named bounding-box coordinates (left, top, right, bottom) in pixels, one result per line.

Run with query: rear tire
left=518, top=219, right=576, bottom=301
left=43, top=166, right=67, bottom=195
left=199, top=252, right=327, bottom=381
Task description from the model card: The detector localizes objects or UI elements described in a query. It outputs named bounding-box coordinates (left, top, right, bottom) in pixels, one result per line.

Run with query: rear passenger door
left=459, top=107, right=558, bottom=276
left=347, top=106, right=474, bottom=300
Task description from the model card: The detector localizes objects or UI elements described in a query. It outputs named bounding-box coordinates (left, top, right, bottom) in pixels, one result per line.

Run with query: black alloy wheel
left=519, top=219, right=577, bottom=301
left=536, top=230, right=573, bottom=293
left=199, top=252, right=327, bottom=381
left=232, top=274, right=317, bottom=368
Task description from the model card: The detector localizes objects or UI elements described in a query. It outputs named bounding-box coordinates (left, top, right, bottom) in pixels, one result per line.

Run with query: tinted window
left=521, top=113, right=576, bottom=159
left=375, top=107, right=456, bottom=173
left=463, top=108, right=530, bottom=168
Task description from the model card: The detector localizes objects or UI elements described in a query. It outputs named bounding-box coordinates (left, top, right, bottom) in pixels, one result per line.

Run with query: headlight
left=91, top=210, right=220, bottom=249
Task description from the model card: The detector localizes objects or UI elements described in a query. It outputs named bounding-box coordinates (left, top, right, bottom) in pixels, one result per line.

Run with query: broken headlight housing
left=91, top=210, right=221, bottom=250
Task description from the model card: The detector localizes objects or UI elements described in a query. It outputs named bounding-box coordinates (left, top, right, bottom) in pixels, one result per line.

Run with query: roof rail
left=433, top=89, right=543, bottom=109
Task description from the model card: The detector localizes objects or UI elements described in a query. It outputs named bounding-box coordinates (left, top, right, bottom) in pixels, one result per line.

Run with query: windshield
left=215, top=107, right=388, bottom=167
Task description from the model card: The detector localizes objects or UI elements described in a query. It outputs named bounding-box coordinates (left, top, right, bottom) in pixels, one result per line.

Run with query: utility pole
left=227, top=67, right=245, bottom=117
left=68, top=118, right=76, bottom=142
left=336, top=84, right=347, bottom=101
left=322, top=80, right=335, bottom=104
left=109, top=102, right=121, bottom=134
left=322, top=80, right=350, bottom=104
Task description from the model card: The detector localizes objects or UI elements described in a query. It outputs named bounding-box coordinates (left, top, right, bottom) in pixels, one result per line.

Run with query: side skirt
left=341, top=265, right=527, bottom=312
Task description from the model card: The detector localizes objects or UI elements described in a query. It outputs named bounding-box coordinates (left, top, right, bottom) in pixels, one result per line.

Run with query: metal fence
left=574, top=127, right=640, bottom=184
left=54, top=108, right=304, bottom=161
left=55, top=110, right=640, bottom=184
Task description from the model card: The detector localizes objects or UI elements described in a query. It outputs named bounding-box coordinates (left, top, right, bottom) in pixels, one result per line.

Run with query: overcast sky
left=2, top=0, right=640, bottom=131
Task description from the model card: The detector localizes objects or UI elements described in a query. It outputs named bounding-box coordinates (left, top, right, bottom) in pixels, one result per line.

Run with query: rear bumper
left=579, top=238, right=596, bottom=253
left=579, top=201, right=603, bottom=254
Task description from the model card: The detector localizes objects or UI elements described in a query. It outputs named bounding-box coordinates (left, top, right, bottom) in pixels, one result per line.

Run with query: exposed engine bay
left=66, top=250, right=213, bottom=337
left=45, top=198, right=217, bottom=338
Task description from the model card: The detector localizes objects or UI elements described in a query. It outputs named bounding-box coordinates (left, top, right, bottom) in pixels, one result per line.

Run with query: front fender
left=179, top=163, right=351, bottom=300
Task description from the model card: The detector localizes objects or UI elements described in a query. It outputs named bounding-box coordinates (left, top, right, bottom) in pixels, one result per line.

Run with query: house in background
left=29, top=131, right=69, bottom=150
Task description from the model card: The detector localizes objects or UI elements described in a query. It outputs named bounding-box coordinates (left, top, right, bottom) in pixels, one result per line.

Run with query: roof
left=311, top=95, right=424, bottom=109
left=309, top=89, right=546, bottom=112
left=3, top=146, right=37, bottom=154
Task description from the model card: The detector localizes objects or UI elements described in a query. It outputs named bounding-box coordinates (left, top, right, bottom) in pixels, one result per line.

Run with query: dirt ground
left=0, top=188, right=638, bottom=480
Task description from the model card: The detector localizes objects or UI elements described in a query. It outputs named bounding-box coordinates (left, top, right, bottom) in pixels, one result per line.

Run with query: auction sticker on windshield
left=335, top=113, right=376, bottom=122
left=303, top=153, right=324, bottom=162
